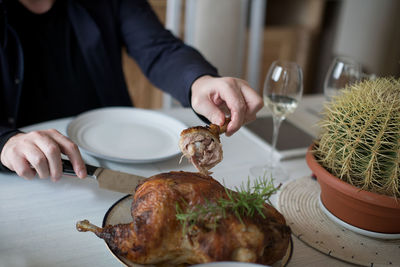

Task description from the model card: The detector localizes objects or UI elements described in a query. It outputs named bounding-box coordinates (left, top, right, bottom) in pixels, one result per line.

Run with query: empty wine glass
left=324, top=56, right=361, bottom=100
left=250, top=60, right=303, bottom=181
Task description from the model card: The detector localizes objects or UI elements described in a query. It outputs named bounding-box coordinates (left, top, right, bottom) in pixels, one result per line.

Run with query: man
left=0, top=0, right=263, bottom=181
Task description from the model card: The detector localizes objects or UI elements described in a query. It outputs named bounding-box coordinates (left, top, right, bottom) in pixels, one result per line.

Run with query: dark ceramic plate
left=102, top=195, right=293, bottom=267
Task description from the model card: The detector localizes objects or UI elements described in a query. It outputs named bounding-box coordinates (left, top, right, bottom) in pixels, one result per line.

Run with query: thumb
left=194, top=100, right=225, bottom=125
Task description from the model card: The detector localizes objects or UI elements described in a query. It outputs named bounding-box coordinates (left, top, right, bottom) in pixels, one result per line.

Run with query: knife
left=62, top=159, right=146, bottom=194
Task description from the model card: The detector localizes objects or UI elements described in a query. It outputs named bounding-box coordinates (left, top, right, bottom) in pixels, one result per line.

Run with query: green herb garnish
left=175, top=174, right=281, bottom=233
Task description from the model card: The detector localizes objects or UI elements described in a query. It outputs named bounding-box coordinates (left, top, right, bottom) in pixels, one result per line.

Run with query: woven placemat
left=277, top=176, right=400, bottom=267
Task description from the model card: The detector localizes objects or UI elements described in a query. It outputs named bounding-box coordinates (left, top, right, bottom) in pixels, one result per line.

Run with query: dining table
left=0, top=94, right=357, bottom=267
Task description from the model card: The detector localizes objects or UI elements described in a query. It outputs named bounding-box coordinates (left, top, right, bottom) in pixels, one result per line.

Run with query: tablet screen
left=245, top=117, right=314, bottom=152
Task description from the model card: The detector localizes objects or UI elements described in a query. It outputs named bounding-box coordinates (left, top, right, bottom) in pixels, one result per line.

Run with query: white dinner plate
left=67, top=107, right=187, bottom=163
left=318, top=197, right=400, bottom=240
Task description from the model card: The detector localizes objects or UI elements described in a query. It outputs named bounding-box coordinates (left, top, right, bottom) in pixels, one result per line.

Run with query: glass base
left=249, top=162, right=290, bottom=184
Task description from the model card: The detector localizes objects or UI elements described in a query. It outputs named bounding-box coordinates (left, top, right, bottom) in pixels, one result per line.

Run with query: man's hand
left=0, top=129, right=87, bottom=181
left=191, top=75, right=263, bottom=136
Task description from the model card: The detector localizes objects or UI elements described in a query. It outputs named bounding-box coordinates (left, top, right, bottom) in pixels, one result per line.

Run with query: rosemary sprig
left=175, top=174, right=281, bottom=233
left=176, top=199, right=225, bottom=234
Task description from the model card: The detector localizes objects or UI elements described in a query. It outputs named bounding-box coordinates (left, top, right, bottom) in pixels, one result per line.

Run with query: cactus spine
left=315, top=77, right=400, bottom=198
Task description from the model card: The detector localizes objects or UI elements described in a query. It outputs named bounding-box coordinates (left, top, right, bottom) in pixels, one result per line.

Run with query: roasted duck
left=179, top=120, right=229, bottom=175
left=76, top=171, right=291, bottom=266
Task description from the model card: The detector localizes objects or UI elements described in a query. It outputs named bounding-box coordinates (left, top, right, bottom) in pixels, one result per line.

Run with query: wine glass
left=324, top=56, right=361, bottom=100
left=250, top=60, right=303, bottom=181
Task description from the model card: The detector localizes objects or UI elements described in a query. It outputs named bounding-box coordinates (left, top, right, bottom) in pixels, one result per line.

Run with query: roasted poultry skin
left=179, top=121, right=228, bottom=175
left=77, top=171, right=291, bottom=266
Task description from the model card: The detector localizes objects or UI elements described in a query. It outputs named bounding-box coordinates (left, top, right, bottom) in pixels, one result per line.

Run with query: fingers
left=217, top=79, right=247, bottom=136
left=0, top=129, right=86, bottom=181
left=224, top=79, right=264, bottom=127
left=193, top=94, right=226, bottom=126
left=191, top=76, right=226, bottom=126
left=31, top=131, right=61, bottom=181
left=191, top=75, right=263, bottom=137
left=50, top=131, right=87, bottom=179
left=1, top=133, right=41, bottom=180
left=11, top=157, right=37, bottom=180
left=240, top=82, right=265, bottom=122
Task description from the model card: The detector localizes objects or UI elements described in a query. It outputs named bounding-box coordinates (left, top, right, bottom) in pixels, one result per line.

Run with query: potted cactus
left=307, top=77, right=400, bottom=234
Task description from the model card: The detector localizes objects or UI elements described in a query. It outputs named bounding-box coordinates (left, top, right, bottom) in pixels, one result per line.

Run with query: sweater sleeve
left=118, top=0, right=219, bottom=107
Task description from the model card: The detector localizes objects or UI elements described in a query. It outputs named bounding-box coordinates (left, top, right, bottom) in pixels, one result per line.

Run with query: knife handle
left=61, top=159, right=98, bottom=178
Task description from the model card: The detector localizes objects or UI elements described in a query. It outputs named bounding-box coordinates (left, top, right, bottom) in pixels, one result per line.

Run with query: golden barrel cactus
left=315, top=77, right=400, bottom=197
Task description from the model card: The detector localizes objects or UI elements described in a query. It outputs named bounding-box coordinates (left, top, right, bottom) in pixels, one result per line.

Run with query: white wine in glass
left=264, top=95, right=299, bottom=118
left=250, top=60, right=303, bottom=181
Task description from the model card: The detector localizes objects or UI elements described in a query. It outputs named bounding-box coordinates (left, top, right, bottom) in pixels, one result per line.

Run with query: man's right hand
left=0, top=129, right=87, bottom=181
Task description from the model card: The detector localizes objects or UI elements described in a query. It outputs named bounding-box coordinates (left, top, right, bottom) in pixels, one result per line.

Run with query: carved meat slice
left=179, top=120, right=229, bottom=175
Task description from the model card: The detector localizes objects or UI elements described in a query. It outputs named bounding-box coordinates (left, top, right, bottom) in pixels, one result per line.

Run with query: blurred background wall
left=123, top=0, right=400, bottom=109
left=332, top=0, right=400, bottom=76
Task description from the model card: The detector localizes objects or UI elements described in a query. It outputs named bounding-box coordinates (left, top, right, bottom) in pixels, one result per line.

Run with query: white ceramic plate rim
left=67, top=107, right=187, bottom=163
left=318, top=196, right=400, bottom=240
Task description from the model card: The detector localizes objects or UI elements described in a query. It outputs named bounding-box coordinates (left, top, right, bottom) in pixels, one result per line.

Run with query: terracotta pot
left=306, top=144, right=400, bottom=234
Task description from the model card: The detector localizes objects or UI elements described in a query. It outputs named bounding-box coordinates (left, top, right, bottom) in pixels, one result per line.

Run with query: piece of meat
left=76, top=171, right=291, bottom=266
left=179, top=120, right=229, bottom=175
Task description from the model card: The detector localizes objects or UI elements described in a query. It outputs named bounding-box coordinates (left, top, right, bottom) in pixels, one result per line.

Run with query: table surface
left=0, top=94, right=355, bottom=267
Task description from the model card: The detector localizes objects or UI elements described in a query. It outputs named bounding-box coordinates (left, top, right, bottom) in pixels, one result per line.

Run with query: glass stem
left=270, top=115, right=284, bottom=167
